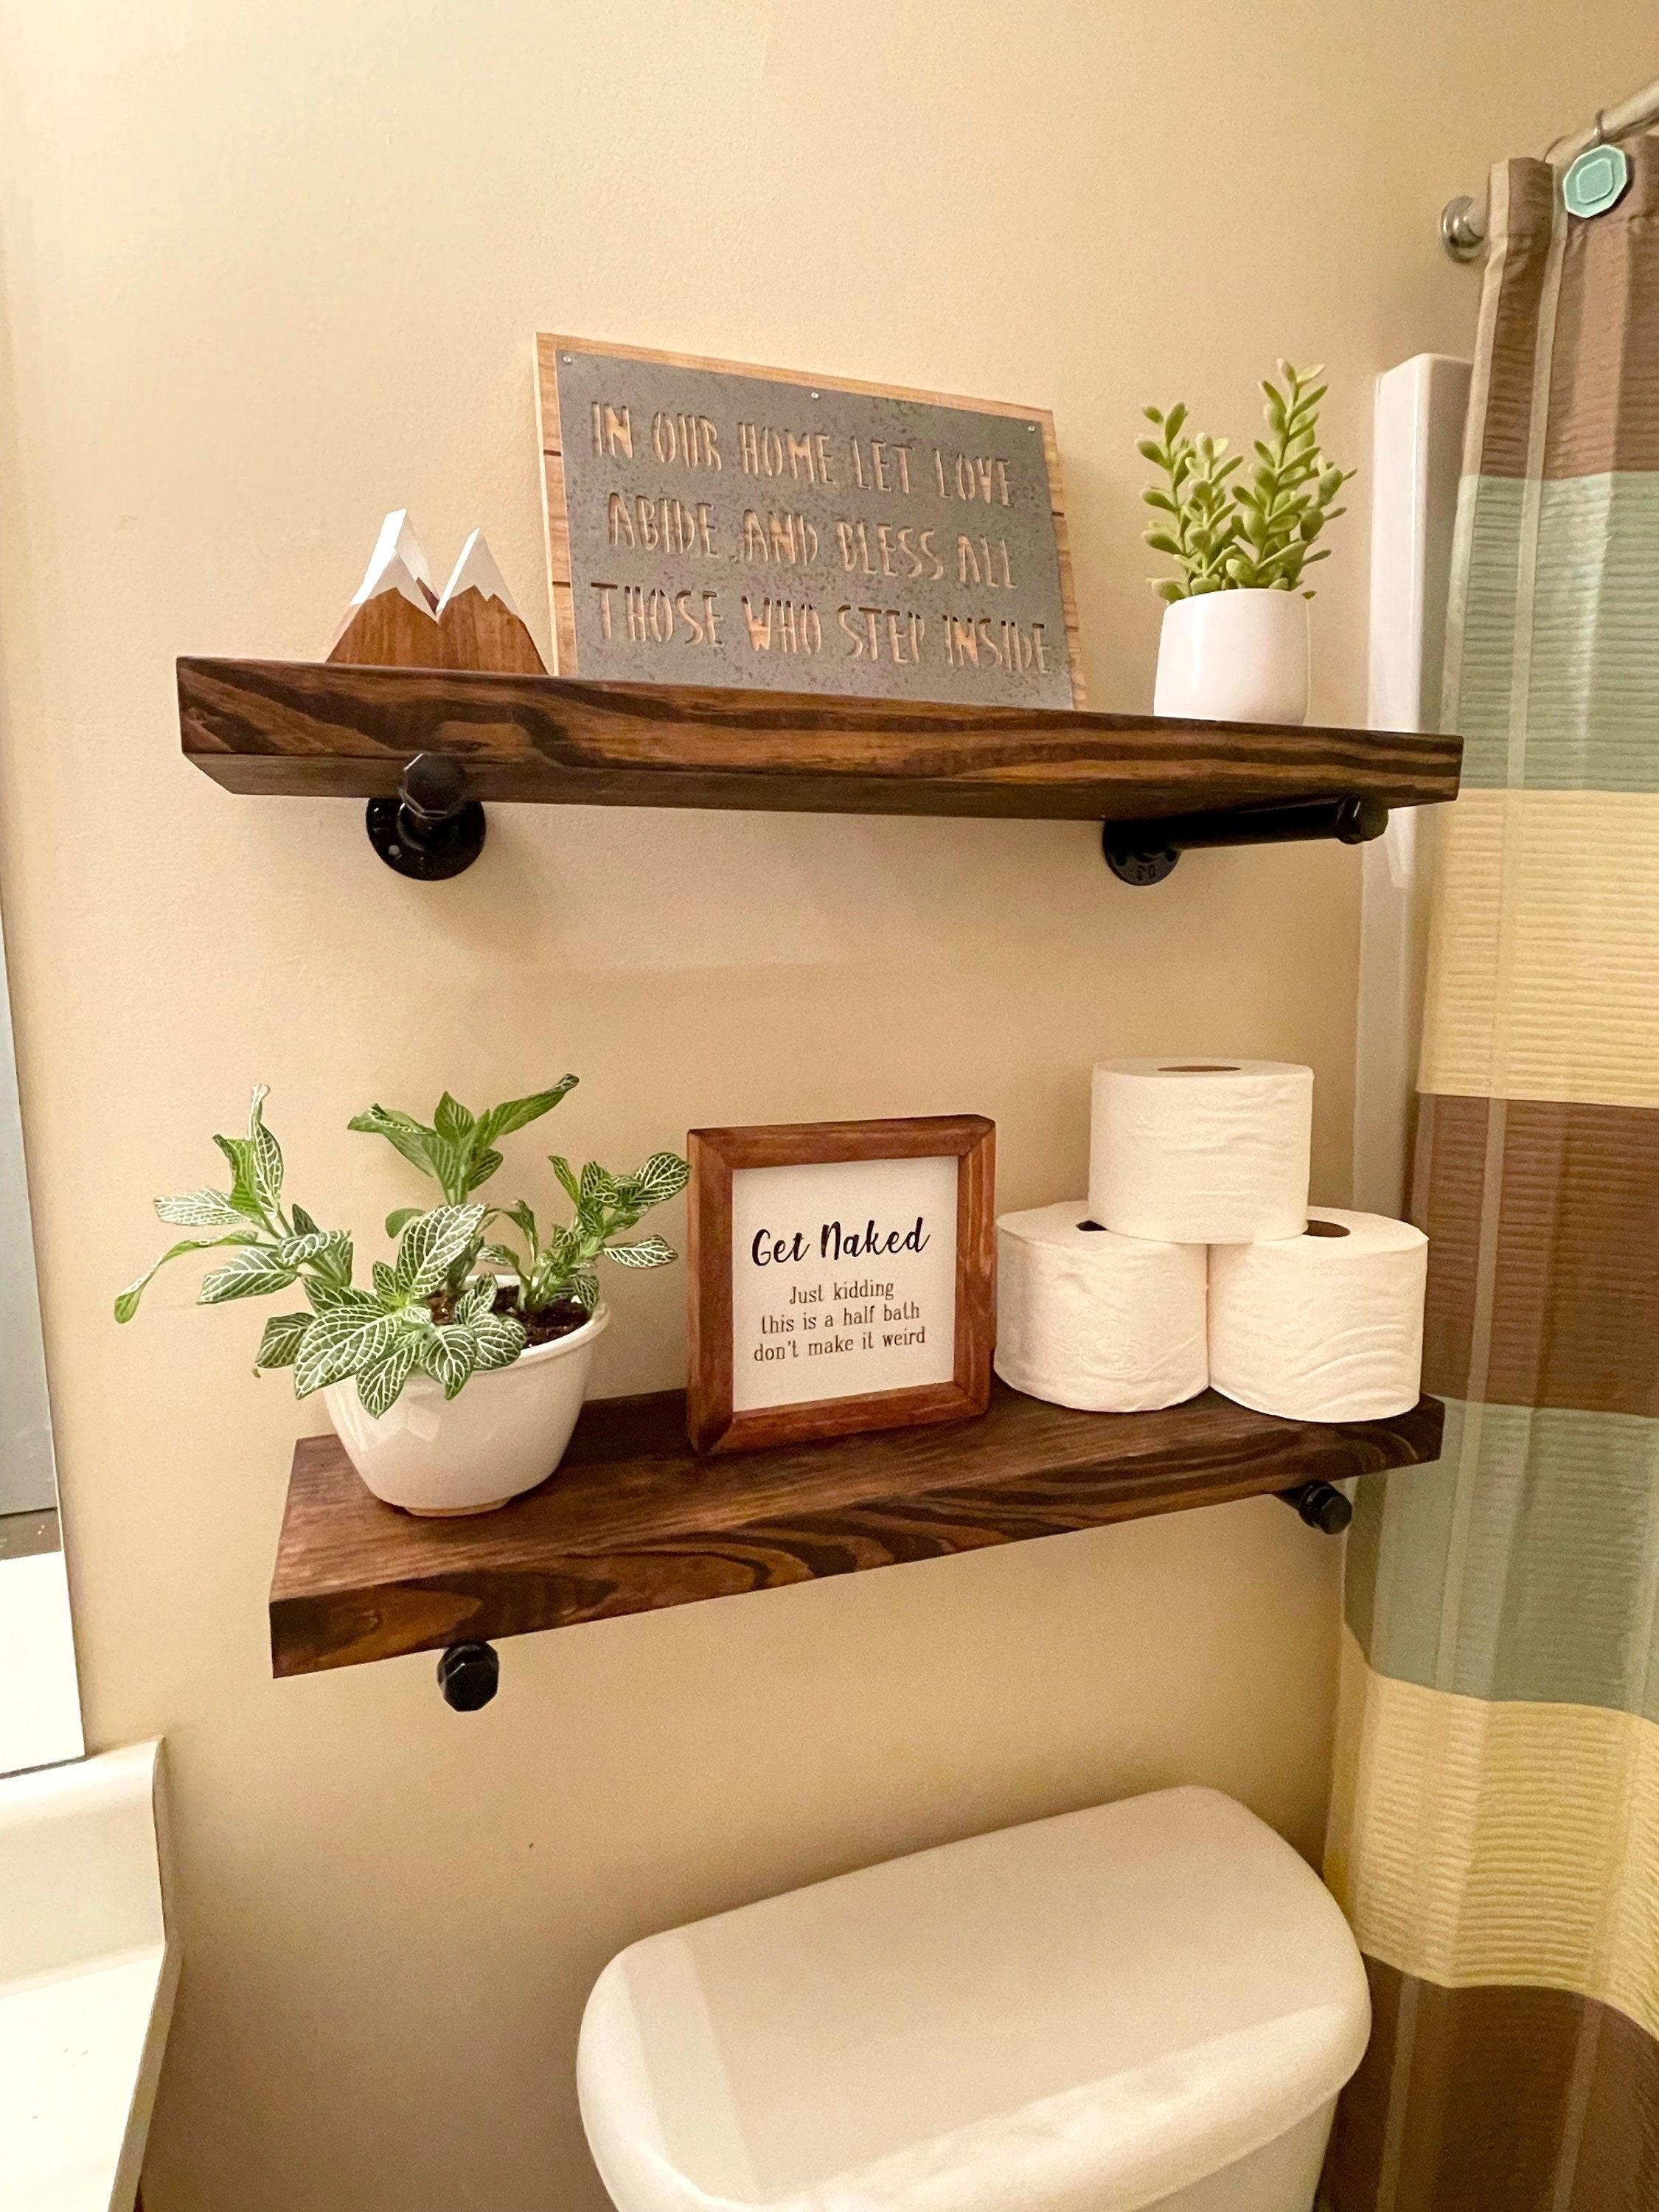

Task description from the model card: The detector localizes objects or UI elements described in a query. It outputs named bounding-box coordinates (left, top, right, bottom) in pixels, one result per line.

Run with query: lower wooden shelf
left=269, top=1380, right=1444, bottom=1677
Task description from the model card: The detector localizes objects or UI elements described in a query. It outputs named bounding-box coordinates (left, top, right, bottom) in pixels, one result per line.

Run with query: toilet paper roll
left=1088, top=1059, right=1312, bottom=1244
left=995, top=1202, right=1208, bottom=1412
left=1208, top=1207, right=1427, bottom=1422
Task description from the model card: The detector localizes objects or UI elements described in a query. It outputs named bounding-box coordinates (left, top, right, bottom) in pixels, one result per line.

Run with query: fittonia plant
left=116, top=1081, right=688, bottom=1414
left=348, top=1090, right=690, bottom=1324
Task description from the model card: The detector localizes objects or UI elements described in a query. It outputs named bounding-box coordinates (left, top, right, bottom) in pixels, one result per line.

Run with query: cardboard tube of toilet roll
left=1088, top=1059, right=1312, bottom=1244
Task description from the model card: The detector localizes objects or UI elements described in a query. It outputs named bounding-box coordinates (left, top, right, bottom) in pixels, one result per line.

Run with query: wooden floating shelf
left=180, top=660, right=1462, bottom=825
left=270, top=1381, right=1444, bottom=1677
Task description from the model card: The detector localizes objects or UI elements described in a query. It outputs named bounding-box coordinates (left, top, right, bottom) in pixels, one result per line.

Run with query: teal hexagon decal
left=1562, top=143, right=1630, bottom=220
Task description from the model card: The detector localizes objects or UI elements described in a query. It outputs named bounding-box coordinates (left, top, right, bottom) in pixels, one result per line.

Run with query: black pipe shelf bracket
left=363, top=759, right=1388, bottom=890
left=1276, top=1481, right=1354, bottom=1535
left=437, top=1640, right=500, bottom=1709
left=366, top=753, right=487, bottom=880
left=1102, top=795, right=1390, bottom=886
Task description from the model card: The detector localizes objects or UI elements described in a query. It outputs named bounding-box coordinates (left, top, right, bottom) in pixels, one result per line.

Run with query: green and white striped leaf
left=212, top=1134, right=265, bottom=1220
left=463, top=1147, right=504, bottom=1194
left=394, top=1204, right=486, bottom=1298
left=291, top=1203, right=320, bottom=1237
left=570, top=1267, right=600, bottom=1312
left=498, top=1200, right=538, bottom=1245
left=354, top=1335, right=420, bottom=1417
left=114, top=1231, right=265, bottom=1322
left=630, top=1151, right=690, bottom=1207
left=471, top=1314, right=526, bottom=1371
left=274, top=1229, right=332, bottom=1269
left=545, top=1222, right=584, bottom=1272
left=604, top=1234, right=675, bottom=1270
left=422, top=1133, right=469, bottom=1200
left=433, top=1093, right=476, bottom=1143
left=474, top=1078, right=577, bottom=1149
left=577, top=1160, right=613, bottom=1208
left=154, top=1188, right=245, bottom=1228
left=347, top=1105, right=442, bottom=1181
left=372, top=1261, right=400, bottom=1303
left=455, top=1276, right=498, bottom=1326
left=199, top=1248, right=300, bottom=1305
left=247, top=1086, right=283, bottom=1208
left=314, top=1230, right=354, bottom=1286
left=256, top=1312, right=312, bottom=1370
left=293, top=1309, right=400, bottom=1397
left=303, top=1277, right=377, bottom=1315
left=549, top=1155, right=582, bottom=1208
left=420, top=1325, right=477, bottom=1399
left=384, top=1207, right=422, bottom=1239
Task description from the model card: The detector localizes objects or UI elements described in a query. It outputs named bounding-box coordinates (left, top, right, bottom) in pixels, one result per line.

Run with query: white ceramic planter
left=324, top=1303, right=609, bottom=1516
left=1152, top=588, right=1310, bottom=725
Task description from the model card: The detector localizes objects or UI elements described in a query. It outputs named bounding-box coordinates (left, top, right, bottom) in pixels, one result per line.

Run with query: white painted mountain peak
left=350, top=509, right=437, bottom=613
left=438, top=529, right=524, bottom=619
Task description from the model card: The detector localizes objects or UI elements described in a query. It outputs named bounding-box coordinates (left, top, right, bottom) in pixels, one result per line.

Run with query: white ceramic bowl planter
left=324, top=1303, right=610, bottom=1516
left=1152, top=588, right=1310, bottom=727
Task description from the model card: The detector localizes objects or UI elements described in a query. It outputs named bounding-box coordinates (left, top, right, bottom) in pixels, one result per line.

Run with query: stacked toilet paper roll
left=1208, top=1207, right=1427, bottom=1421
left=1088, top=1060, right=1312, bottom=1244
left=995, top=1204, right=1208, bottom=1412
left=994, top=1055, right=1425, bottom=1423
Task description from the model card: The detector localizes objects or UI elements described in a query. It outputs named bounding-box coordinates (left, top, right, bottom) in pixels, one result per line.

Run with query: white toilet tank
left=578, top=1787, right=1370, bottom=2212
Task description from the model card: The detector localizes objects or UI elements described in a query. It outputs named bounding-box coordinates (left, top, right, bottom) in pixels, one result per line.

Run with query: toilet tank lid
left=577, top=1787, right=1370, bottom=2212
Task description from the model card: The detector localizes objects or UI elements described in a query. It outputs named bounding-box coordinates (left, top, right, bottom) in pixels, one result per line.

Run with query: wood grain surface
left=178, top=658, right=1463, bottom=822
left=269, top=1382, right=1445, bottom=1675
left=324, top=592, right=444, bottom=671
left=437, top=585, right=547, bottom=676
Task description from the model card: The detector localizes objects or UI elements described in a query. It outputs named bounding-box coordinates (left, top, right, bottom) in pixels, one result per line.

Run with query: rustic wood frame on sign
left=533, top=333, right=1085, bottom=703
left=686, top=1115, right=995, bottom=1456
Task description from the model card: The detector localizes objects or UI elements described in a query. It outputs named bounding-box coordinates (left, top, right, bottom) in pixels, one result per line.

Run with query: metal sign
left=535, top=335, right=1082, bottom=709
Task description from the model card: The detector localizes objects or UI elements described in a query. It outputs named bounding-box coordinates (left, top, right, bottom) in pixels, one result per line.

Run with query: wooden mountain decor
left=437, top=529, right=546, bottom=675
left=326, top=512, right=547, bottom=675
left=326, top=509, right=443, bottom=667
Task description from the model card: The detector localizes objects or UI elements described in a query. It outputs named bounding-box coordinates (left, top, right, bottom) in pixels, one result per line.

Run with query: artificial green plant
left=1138, top=362, right=1354, bottom=602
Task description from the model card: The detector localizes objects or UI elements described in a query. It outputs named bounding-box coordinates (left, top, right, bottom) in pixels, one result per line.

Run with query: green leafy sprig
left=481, top=1151, right=692, bottom=1317
left=349, top=1078, right=578, bottom=1228
left=1140, top=362, right=1353, bottom=602
left=118, top=1079, right=686, bottom=1415
left=114, top=1089, right=523, bottom=1416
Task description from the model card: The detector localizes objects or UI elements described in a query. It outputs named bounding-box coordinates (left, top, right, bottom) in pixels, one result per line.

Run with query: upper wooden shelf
left=179, top=660, right=1462, bottom=825
left=270, top=1380, right=1444, bottom=1677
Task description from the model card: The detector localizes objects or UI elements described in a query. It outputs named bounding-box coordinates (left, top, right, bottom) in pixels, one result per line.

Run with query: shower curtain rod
left=1441, top=73, right=1659, bottom=258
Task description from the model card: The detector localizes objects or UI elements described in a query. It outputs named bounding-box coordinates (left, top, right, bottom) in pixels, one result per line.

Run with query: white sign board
left=730, top=1154, right=959, bottom=1412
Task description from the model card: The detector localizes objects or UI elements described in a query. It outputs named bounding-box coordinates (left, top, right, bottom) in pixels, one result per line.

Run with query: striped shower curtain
left=1325, top=143, right=1659, bottom=2209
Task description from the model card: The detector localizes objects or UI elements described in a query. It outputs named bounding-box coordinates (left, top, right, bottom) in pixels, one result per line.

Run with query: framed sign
left=535, top=335, right=1082, bottom=709
left=686, top=1116, right=995, bottom=1455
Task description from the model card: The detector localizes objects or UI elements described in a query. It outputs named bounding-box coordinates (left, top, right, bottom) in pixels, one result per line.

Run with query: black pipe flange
left=1277, top=1481, right=1354, bottom=1535
left=437, top=1641, right=500, bottom=1710
left=366, top=753, right=486, bottom=880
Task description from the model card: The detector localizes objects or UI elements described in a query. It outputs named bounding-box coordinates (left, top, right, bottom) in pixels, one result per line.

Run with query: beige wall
left=1, top=5, right=1652, bottom=2206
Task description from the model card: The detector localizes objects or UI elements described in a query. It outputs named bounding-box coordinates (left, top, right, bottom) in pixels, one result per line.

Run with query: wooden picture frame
left=534, top=333, right=1084, bottom=707
left=687, top=1116, right=995, bottom=1456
